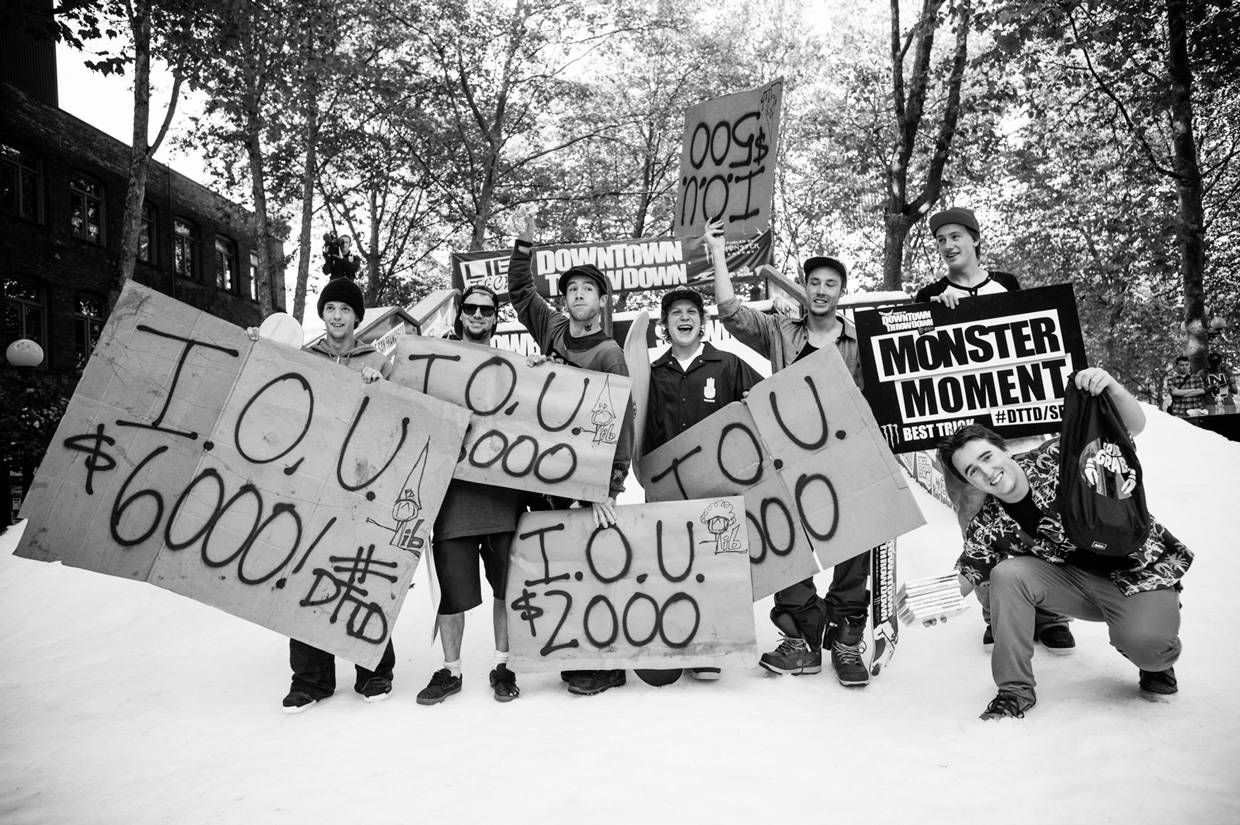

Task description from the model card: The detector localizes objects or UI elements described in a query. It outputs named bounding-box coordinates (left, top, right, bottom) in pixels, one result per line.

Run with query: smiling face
left=665, top=299, right=704, bottom=350
left=934, top=223, right=980, bottom=273
left=459, top=293, right=498, bottom=342
left=950, top=438, right=1029, bottom=503
left=322, top=300, right=358, bottom=342
left=565, top=275, right=603, bottom=324
left=804, top=266, right=844, bottom=318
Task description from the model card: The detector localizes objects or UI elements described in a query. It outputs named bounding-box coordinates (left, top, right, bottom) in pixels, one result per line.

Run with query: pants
left=772, top=551, right=870, bottom=650
left=989, top=557, right=1181, bottom=703
left=289, top=638, right=396, bottom=700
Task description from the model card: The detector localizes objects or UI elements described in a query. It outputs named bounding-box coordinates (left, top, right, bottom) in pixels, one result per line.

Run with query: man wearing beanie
left=712, top=217, right=873, bottom=688
left=281, top=277, right=395, bottom=713
left=507, top=213, right=633, bottom=697
left=914, top=205, right=1075, bottom=656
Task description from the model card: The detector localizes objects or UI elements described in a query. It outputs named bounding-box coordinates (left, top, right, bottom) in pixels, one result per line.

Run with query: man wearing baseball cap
left=711, top=218, right=872, bottom=687
left=507, top=213, right=634, bottom=697
left=915, top=205, right=1076, bottom=655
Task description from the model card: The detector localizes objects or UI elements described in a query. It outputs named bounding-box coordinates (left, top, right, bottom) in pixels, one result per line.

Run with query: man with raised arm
left=507, top=214, right=633, bottom=696
left=415, top=285, right=525, bottom=706
left=711, top=218, right=871, bottom=688
left=937, top=368, right=1191, bottom=720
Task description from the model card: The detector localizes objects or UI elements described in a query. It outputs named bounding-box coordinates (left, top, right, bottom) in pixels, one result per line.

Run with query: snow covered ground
left=3, top=406, right=1238, bottom=825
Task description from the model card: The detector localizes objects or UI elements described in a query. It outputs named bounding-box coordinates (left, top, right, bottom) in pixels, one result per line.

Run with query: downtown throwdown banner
left=855, top=284, right=1087, bottom=453
left=449, top=230, right=770, bottom=303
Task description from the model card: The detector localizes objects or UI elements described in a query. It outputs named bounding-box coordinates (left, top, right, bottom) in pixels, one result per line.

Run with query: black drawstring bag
left=1056, top=379, right=1152, bottom=556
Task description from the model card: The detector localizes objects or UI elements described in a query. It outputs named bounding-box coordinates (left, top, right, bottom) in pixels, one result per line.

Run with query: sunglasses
left=461, top=303, right=497, bottom=317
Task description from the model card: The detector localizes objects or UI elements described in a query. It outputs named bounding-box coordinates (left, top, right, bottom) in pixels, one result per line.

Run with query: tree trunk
left=293, top=78, right=319, bottom=323
left=112, top=1, right=154, bottom=311
left=1165, top=0, right=1207, bottom=368
left=245, top=97, right=275, bottom=317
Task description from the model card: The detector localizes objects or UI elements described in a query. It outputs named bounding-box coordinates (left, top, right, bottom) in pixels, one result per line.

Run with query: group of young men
left=277, top=205, right=1190, bottom=721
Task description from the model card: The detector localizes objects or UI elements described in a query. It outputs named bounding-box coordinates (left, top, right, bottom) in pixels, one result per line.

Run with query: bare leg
left=493, top=598, right=509, bottom=653
left=438, top=612, right=465, bottom=662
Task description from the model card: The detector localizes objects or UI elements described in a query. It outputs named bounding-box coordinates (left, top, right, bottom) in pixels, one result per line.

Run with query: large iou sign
left=674, top=79, right=784, bottom=240
left=854, top=284, right=1088, bottom=453
left=390, top=337, right=630, bottom=503
left=638, top=347, right=924, bottom=600
left=506, top=497, right=757, bottom=672
left=15, top=283, right=470, bottom=669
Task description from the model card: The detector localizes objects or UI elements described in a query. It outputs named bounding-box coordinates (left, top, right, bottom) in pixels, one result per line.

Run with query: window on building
left=0, top=143, right=42, bottom=221
left=72, top=293, right=106, bottom=369
left=174, top=218, right=198, bottom=279
left=139, top=202, right=156, bottom=263
left=1, top=275, right=47, bottom=361
left=214, top=235, right=238, bottom=293
left=249, top=252, right=259, bottom=302
left=68, top=173, right=104, bottom=244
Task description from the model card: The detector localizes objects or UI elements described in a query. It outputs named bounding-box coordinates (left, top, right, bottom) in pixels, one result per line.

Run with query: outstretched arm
left=1075, top=367, right=1146, bottom=436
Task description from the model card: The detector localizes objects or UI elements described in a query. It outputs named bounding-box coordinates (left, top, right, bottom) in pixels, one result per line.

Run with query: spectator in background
left=322, top=233, right=362, bottom=282
left=1167, top=355, right=1206, bottom=417
left=1203, top=352, right=1237, bottom=410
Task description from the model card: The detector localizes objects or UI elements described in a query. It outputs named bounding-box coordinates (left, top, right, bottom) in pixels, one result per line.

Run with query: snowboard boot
left=980, top=690, right=1035, bottom=720
left=759, top=611, right=821, bottom=675
left=828, top=616, right=870, bottom=687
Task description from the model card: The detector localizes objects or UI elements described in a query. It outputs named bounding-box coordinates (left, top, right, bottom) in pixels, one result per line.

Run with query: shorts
left=432, top=532, right=513, bottom=615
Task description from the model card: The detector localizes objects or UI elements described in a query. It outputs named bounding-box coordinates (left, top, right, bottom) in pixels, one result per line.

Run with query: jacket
left=307, top=338, right=394, bottom=379
left=716, top=296, right=863, bottom=389
left=645, top=342, right=762, bottom=453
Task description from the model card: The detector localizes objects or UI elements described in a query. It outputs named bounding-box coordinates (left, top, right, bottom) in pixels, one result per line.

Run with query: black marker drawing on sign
left=679, top=111, right=770, bottom=226
left=520, top=523, right=571, bottom=588
left=768, top=377, right=828, bottom=450
left=63, top=423, right=117, bottom=495
left=109, top=445, right=169, bottom=547
left=364, top=440, right=431, bottom=555
left=649, top=444, right=703, bottom=499
left=115, top=325, right=240, bottom=441
left=468, top=430, right=578, bottom=484
left=300, top=543, right=398, bottom=644
left=656, top=520, right=695, bottom=582
left=566, top=375, right=618, bottom=445
left=233, top=372, right=312, bottom=465
left=699, top=500, right=744, bottom=554
left=717, top=421, right=763, bottom=485
left=586, top=524, right=632, bottom=584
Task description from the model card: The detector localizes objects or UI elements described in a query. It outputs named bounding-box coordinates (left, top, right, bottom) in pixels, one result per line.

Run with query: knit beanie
left=317, top=277, right=365, bottom=325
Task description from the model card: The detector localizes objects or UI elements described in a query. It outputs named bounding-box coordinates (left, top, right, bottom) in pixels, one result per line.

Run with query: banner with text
left=391, top=336, right=631, bottom=503
left=674, top=79, right=783, bottom=240
left=449, top=230, right=770, bottom=303
left=16, top=283, right=470, bottom=669
left=638, top=347, right=925, bottom=599
left=506, top=497, right=757, bottom=671
left=855, top=284, right=1087, bottom=453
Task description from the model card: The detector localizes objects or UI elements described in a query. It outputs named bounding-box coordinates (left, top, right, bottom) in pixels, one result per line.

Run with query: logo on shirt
left=703, top=377, right=717, bottom=402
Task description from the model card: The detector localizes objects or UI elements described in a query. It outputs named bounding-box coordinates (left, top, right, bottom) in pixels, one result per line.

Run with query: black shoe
left=1139, top=667, right=1178, bottom=702
left=1036, top=624, right=1076, bottom=655
left=829, top=619, right=870, bottom=687
left=566, top=669, right=626, bottom=696
left=490, top=664, right=520, bottom=702
left=356, top=676, right=392, bottom=703
left=982, top=625, right=994, bottom=649
left=416, top=668, right=462, bottom=705
left=979, top=690, right=1035, bottom=720
left=281, top=689, right=318, bottom=714
left=688, top=667, right=721, bottom=681
left=758, top=635, right=821, bottom=675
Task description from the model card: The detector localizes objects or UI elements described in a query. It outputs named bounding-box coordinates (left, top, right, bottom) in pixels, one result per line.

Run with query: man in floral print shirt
left=937, top=368, right=1192, bottom=720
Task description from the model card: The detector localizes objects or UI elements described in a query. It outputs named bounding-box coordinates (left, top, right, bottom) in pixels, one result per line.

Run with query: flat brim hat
left=660, top=286, right=705, bottom=320
left=557, top=264, right=611, bottom=299
left=801, top=256, right=847, bottom=281
left=317, top=277, right=365, bottom=325
left=929, top=206, right=980, bottom=236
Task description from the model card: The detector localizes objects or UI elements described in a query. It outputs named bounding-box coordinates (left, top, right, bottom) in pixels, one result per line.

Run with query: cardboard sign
left=15, top=283, right=470, bottom=669
left=622, top=311, right=652, bottom=464
left=390, top=336, right=631, bottom=503
left=855, top=284, right=1087, bottom=453
left=639, top=347, right=925, bottom=599
left=449, top=230, right=770, bottom=302
left=674, top=80, right=783, bottom=240
left=506, top=498, right=757, bottom=671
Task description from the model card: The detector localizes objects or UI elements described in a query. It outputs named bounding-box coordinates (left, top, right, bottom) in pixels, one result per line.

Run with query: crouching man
left=937, top=368, right=1192, bottom=720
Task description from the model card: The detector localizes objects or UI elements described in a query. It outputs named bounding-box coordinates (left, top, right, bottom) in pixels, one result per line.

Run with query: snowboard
left=867, top=539, right=898, bottom=676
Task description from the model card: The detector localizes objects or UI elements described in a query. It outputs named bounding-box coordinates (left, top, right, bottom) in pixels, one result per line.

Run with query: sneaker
left=356, top=676, right=392, bottom=703
left=759, top=635, right=822, bottom=675
left=566, top=669, right=626, bottom=696
left=1036, top=624, right=1076, bottom=655
left=281, top=690, right=318, bottom=714
left=982, top=625, right=994, bottom=649
left=688, top=667, right=721, bottom=681
left=829, top=619, right=869, bottom=687
left=1138, top=667, right=1177, bottom=702
left=490, top=664, right=520, bottom=702
left=979, top=690, right=1036, bottom=720
left=416, top=668, right=462, bottom=706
